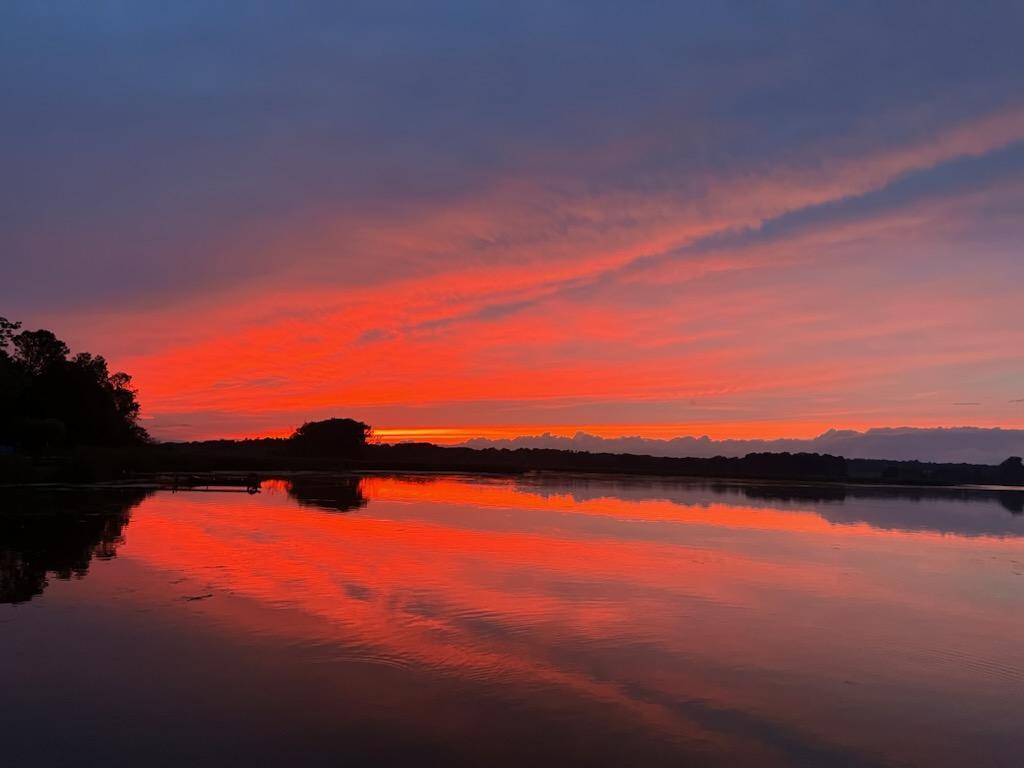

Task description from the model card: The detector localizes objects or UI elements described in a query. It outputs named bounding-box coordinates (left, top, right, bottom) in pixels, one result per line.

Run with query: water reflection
left=0, top=487, right=150, bottom=604
left=2, top=475, right=1023, bottom=766
left=277, top=475, right=368, bottom=513
left=512, top=475, right=1024, bottom=537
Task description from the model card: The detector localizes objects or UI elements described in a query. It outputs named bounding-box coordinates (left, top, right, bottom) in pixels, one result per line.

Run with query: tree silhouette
left=999, top=456, right=1024, bottom=484
left=290, top=418, right=370, bottom=457
left=0, top=317, right=148, bottom=450
left=13, top=328, right=70, bottom=375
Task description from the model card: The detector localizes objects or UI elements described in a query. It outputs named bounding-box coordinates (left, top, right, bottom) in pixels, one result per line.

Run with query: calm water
left=2, top=475, right=1023, bottom=767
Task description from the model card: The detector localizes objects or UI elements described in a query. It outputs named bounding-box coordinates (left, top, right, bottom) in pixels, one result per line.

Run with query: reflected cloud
left=5, top=476, right=1018, bottom=765
left=113, top=475, right=1024, bottom=766
left=364, top=474, right=1024, bottom=540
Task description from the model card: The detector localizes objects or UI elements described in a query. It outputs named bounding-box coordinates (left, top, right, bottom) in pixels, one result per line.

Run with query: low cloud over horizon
left=461, top=427, right=1024, bottom=466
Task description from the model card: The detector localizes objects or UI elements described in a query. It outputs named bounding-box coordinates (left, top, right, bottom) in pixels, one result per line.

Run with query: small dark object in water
left=246, top=473, right=261, bottom=494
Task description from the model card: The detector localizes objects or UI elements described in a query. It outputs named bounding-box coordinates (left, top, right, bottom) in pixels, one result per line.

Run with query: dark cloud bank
left=462, top=427, right=1024, bottom=465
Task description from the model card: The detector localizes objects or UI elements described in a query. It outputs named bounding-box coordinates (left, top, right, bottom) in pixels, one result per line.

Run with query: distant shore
left=3, top=439, right=1024, bottom=491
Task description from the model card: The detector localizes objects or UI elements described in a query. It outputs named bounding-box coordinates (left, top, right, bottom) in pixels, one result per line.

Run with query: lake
left=2, top=474, right=1023, bottom=766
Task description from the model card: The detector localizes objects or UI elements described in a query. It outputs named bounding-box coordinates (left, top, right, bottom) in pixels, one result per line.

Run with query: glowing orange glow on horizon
left=196, top=417, right=1024, bottom=446
left=371, top=421, right=898, bottom=444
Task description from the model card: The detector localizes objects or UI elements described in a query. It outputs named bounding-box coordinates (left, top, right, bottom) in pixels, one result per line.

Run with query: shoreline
left=4, top=468, right=1024, bottom=497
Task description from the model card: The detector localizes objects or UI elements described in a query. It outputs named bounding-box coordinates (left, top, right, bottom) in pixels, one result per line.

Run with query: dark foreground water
left=2, top=475, right=1023, bottom=767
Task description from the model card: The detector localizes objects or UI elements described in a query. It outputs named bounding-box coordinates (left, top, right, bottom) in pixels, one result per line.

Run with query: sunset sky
left=3, top=2, right=1023, bottom=442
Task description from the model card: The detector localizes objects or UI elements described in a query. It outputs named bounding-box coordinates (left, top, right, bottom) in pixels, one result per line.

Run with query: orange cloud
left=41, top=107, right=1024, bottom=441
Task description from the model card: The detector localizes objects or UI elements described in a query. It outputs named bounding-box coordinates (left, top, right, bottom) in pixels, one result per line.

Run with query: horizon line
left=151, top=422, right=1024, bottom=445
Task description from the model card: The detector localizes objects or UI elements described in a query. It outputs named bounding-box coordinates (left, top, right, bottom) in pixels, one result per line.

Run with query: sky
left=2, top=1, right=1023, bottom=442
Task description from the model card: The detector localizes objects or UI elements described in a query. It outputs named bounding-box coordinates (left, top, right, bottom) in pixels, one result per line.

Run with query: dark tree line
left=0, top=317, right=149, bottom=451
left=145, top=426, right=1024, bottom=490
left=364, top=443, right=852, bottom=481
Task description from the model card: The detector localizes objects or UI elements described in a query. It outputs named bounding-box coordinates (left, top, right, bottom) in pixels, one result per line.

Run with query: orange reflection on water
left=359, top=475, right=1024, bottom=545
left=118, top=476, right=1024, bottom=765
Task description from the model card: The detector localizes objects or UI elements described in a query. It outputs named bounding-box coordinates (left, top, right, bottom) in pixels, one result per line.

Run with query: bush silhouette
left=289, top=418, right=371, bottom=457
left=999, top=456, right=1024, bottom=484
